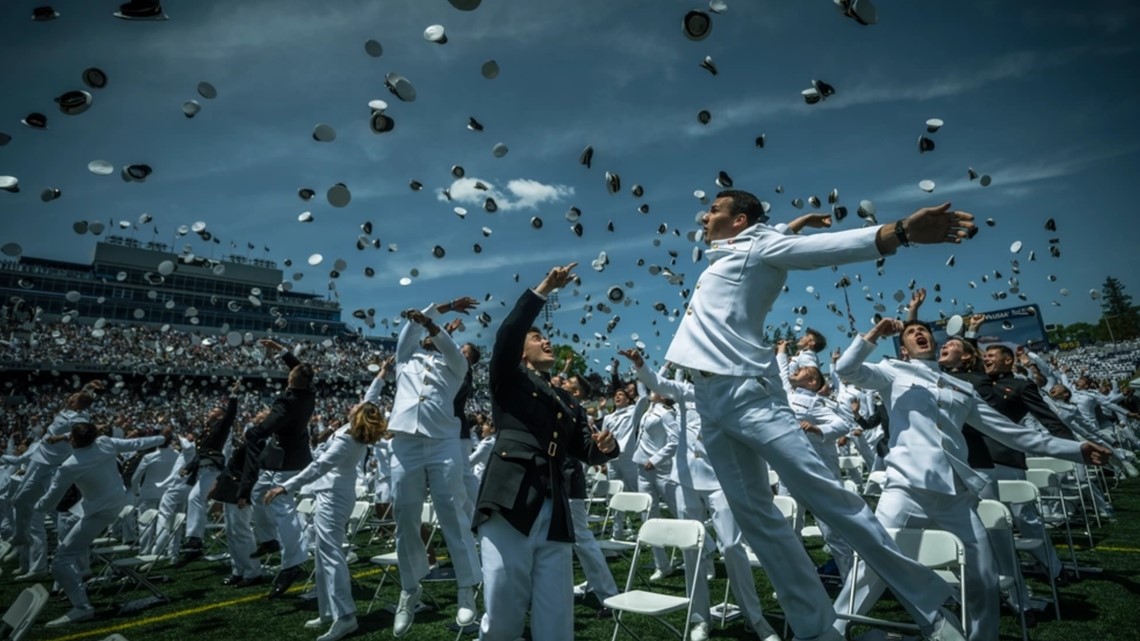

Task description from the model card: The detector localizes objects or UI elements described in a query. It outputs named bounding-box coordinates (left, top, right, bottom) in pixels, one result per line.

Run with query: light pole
left=1102, top=314, right=1118, bottom=352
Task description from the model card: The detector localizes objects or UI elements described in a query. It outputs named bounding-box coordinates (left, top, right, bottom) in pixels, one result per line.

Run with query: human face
left=522, top=330, right=555, bottom=372
left=797, top=334, right=813, bottom=350
left=461, top=344, right=477, bottom=364
left=1049, top=384, right=1069, bottom=402
left=613, top=390, right=629, bottom=408
left=701, top=196, right=748, bottom=242
left=789, top=366, right=819, bottom=391
left=901, top=324, right=936, bottom=360
left=983, top=348, right=1014, bottom=375
left=938, top=339, right=964, bottom=368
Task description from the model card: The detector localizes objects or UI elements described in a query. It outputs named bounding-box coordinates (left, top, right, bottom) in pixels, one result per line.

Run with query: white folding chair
left=997, top=479, right=1063, bottom=620
left=838, top=528, right=967, bottom=636
left=598, top=492, right=654, bottom=554
left=588, top=479, right=625, bottom=525
left=111, top=513, right=185, bottom=612
left=863, top=470, right=888, bottom=497
left=91, top=504, right=137, bottom=547
left=838, top=456, right=865, bottom=487
left=1027, top=457, right=1098, bottom=539
left=366, top=502, right=438, bottom=614
left=976, top=499, right=1030, bottom=641
left=0, top=584, right=49, bottom=641
left=604, top=518, right=706, bottom=641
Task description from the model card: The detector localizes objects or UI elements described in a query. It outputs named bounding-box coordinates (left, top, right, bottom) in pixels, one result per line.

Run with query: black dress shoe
left=595, top=607, right=614, bottom=619
left=183, top=536, right=204, bottom=550
left=267, top=564, right=305, bottom=599
left=234, top=575, right=266, bottom=589
left=222, top=575, right=242, bottom=586
left=250, top=540, right=281, bottom=558
left=172, top=549, right=203, bottom=568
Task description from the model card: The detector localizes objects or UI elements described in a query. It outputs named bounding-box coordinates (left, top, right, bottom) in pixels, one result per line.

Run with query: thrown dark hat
left=605, top=172, right=620, bottom=194
left=699, top=56, right=718, bottom=75
left=697, top=110, right=711, bottom=125
left=21, top=112, right=48, bottom=129
left=918, top=136, right=935, bottom=153
left=82, top=67, right=108, bottom=89
left=1044, top=217, right=1056, bottom=232
left=682, top=10, right=712, bottom=41
left=580, top=145, right=594, bottom=168
left=114, top=0, right=168, bottom=20
left=467, top=117, right=484, bottom=132
left=56, top=90, right=93, bottom=115
left=716, top=170, right=733, bottom=188
left=32, top=6, right=60, bottom=20
left=370, top=112, right=395, bottom=134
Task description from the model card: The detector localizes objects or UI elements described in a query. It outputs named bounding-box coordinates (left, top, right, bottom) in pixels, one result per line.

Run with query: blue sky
left=2, top=0, right=1139, bottom=369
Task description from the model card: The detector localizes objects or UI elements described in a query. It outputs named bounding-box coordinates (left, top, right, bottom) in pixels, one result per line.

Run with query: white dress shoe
left=305, top=616, right=332, bottom=629
left=393, top=586, right=421, bottom=637
left=689, top=621, right=710, bottom=641
left=317, top=616, right=358, bottom=641
left=649, top=567, right=675, bottom=581
left=46, top=607, right=95, bottom=627
left=456, top=585, right=477, bottom=626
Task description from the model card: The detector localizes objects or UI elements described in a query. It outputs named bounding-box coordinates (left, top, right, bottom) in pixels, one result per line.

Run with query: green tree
left=551, top=344, right=586, bottom=377
left=1100, top=276, right=1140, bottom=340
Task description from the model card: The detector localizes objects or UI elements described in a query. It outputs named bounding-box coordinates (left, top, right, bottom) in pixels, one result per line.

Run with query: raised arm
left=835, top=318, right=901, bottom=393
left=622, top=349, right=695, bottom=403
left=968, top=398, right=1109, bottom=466
left=775, top=341, right=794, bottom=397
left=905, top=288, right=925, bottom=323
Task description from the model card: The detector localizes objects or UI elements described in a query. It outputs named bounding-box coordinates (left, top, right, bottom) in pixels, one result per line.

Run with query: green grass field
left=5, top=480, right=1140, bottom=641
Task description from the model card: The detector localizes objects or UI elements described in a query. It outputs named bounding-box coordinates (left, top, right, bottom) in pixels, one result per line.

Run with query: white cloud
left=437, top=177, right=575, bottom=211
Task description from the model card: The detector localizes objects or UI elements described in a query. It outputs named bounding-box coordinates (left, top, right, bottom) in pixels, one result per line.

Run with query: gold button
left=557, top=412, right=563, bottom=419
left=686, top=308, right=693, bottom=315
left=532, top=391, right=538, bottom=397
left=419, top=395, right=426, bottom=402
left=711, top=243, right=718, bottom=249
left=695, top=283, right=701, bottom=289
left=553, top=431, right=559, bottom=438
left=694, top=452, right=701, bottom=458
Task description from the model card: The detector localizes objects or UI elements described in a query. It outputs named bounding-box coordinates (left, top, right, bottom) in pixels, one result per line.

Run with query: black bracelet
left=893, top=220, right=911, bottom=247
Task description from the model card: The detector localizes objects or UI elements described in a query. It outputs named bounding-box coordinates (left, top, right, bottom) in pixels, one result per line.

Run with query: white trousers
left=11, top=461, right=51, bottom=573
left=478, top=500, right=573, bottom=641
left=185, top=465, right=220, bottom=540
left=252, top=470, right=308, bottom=569
left=692, top=374, right=949, bottom=641
left=636, top=465, right=679, bottom=571
left=224, top=503, right=262, bottom=579
left=834, top=485, right=996, bottom=641
left=461, top=438, right=479, bottom=520
left=676, top=485, right=766, bottom=628
left=54, top=506, right=120, bottom=610
left=153, top=482, right=190, bottom=557
left=607, top=456, right=639, bottom=535
left=390, top=433, right=481, bottom=590
left=569, top=498, right=618, bottom=599
left=314, top=489, right=356, bottom=621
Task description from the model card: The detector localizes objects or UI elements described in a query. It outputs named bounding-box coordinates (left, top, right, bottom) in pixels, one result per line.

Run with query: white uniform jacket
left=387, top=306, right=469, bottom=438
left=836, top=336, right=1085, bottom=496
left=634, top=364, right=721, bottom=492
left=37, top=436, right=167, bottom=514
left=665, top=222, right=883, bottom=377
left=131, top=447, right=179, bottom=501
left=29, top=408, right=89, bottom=466
left=281, top=425, right=367, bottom=497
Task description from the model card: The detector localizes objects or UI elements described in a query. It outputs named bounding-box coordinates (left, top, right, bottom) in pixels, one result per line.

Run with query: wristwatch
left=893, top=220, right=911, bottom=247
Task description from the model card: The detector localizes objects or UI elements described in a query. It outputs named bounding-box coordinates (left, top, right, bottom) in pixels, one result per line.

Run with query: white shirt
left=601, top=405, right=637, bottom=457
left=837, top=336, right=1085, bottom=496
left=631, top=403, right=679, bottom=471
left=37, top=435, right=166, bottom=515
left=131, top=447, right=179, bottom=501
left=388, top=306, right=469, bottom=438
left=282, top=425, right=367, bottom=497
left=634, top=364, right=721, bottom=492
left=158, top=436, right=195, bottom=492
left=665, top=222, right=882, bottom=377
left=29, top=408, right=88, bottom=466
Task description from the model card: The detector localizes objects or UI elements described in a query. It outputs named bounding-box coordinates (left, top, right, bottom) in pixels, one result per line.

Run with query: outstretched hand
left=536, top=262, right=578, bottom=296
left=617, top=348, right=644, bottom=368
left=903, top=202, right=975, bottom=245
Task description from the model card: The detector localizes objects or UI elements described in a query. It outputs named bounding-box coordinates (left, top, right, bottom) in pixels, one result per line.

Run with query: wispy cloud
left=876, top=142, right=1140, bottom=204
left=437, top=177, right=575, bottom=211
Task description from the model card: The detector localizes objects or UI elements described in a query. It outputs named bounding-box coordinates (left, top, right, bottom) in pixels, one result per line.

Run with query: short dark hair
left=805, top=328, right=827, bottom=352
left=463, top=343, right=482, bottom=364
left=800, top=366, right=825, bottom=392
left=716, top=190, right=765, bottom=226
left=290, top=363, right=315, bottom=389
left=901, top=319, right=931, bottom=334
left=70, top=421, right=99, bottom=448
left=986, top=344, right=1015, bottom=360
